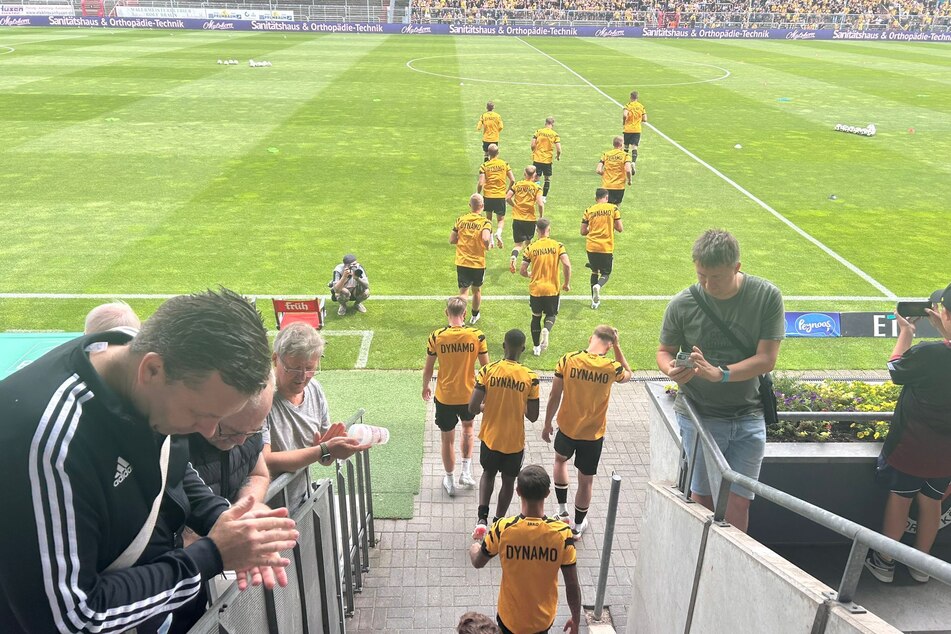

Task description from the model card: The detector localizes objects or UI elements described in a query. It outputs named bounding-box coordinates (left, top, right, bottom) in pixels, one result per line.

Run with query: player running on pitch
left=505, top=165, right=545, bottom=273
left=582, top=188, right=623, bottom=310
left=596, top=136, right=633, bottom=207
left=478, top=144, right=516, bottom=250
left=451, top=194, right=492, bottom=324
left=476, top=101, right=503, bottom=162
left=531, top=117, right=561, bottom=202
left=622, top=90, right=647, bottom=173
left=520, top=218, right=571, bottom=357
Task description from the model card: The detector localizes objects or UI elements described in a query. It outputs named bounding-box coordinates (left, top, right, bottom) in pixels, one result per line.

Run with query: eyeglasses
left=279, top=358, right=318, bottom=379
left=215, top=421, right=269, bottom=441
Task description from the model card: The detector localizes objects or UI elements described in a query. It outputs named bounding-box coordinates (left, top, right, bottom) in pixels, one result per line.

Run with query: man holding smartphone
left=656, top=229, right=784, bottom=533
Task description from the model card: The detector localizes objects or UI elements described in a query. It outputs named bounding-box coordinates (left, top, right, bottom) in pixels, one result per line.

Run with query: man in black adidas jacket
left=0, top=289, right=299, bottom=634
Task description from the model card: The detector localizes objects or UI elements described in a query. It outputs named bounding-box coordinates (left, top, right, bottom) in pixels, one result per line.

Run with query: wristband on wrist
left=320, top=442, right=331, bottom=464
left=718, top=366, right=731, bottom=383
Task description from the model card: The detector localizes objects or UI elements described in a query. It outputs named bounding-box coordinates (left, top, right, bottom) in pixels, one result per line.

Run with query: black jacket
left=189, top=433, right=264, bottom=502
left=0, top=331, right=224, bottom=633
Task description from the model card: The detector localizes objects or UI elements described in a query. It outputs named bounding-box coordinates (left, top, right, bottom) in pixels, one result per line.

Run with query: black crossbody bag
left=688, top=286, right=779, bottom=425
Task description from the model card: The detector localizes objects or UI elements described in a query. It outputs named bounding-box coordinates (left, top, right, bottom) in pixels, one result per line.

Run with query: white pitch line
left=267, top=329, right=374, bottom=369
left=515, top=37, right=897, bottom=302
left=0, top=292, right=911, bottom=301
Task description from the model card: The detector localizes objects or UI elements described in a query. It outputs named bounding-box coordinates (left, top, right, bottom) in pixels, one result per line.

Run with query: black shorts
left=623, top=132, right=641, bottom=147
left=498, top=615, right=550, bottom=634
left=533, top=161, right=552, bottom=177
left=529, top=295, right=560, bottom=316
left=482, top=141, right=498, bottom=152
left=480, top=441, right=524, bottom=478
left=586, top=251, right=614, bottom=275
left=554, top=430, right=604, bottom=476
left=434, top=397, right=474, bottom=432
left=877, top=459, right=951, bottom=501
left=606, top=188, right=625, bottom=205
left=484, top=197, right=506, bottom=216
left=512, top=219, right=536, bottom=244
left=456, top=265, right=485, bottom=289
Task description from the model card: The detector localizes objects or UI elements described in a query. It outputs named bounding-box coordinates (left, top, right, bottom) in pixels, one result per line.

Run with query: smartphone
left=674, top=352, right=696, bottom=368
left=897, top=301, right=932, bottom=318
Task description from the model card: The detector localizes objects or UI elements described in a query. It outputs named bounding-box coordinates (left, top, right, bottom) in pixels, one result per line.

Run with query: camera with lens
left=349, top=263, right=365, bottom=279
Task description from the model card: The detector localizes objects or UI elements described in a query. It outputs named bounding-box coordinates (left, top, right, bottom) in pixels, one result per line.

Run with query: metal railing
left=677, top=395, right=951, bottom=610
left=186, top=409, right=377, bottom=634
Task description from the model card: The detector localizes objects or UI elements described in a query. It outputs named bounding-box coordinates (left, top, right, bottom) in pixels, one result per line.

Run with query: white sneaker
left=572, top=517, right=589, bottom=539
left=443, top=475, right=456, bottom=497
left=541, top=195, right=547, bottom=204
left=469, top=313, right=481, bottom=325
left=591, top=283, right=601, bottom=304
left=591, top=300, right=601, bottom=310
left=533, top=346, right=541, bottom=356
left=539, top=327, right=550, bottom=353
left=909, top=567, right=930, bottom=583
left=337, top=305, right=347, bottom=316
left=459, top=471, right=476, bottom=488
left=494, top=233, right=503, bottom=249
left=472, top=521, right=488, bottom=541
left=355, top=303, right=366, bottom=314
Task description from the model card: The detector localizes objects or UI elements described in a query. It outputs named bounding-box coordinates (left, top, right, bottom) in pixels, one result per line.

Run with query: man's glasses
left=279, top=358, right=318, bottom=379
left=215, top=421, right=269, bottom=441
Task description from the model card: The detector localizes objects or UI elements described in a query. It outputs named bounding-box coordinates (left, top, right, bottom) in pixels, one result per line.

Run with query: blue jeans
left=677, top=412, right=766, bottom=500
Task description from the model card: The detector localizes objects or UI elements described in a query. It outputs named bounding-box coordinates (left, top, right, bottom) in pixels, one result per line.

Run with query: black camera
left=349, top=263, right=364, bottom=279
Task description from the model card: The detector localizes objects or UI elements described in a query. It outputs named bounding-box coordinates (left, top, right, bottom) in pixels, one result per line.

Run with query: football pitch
left=1, top=29, right=949, bottom=371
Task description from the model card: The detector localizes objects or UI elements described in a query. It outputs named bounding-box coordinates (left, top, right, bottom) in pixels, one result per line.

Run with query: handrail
left=678, top=394, right=951, bottom=603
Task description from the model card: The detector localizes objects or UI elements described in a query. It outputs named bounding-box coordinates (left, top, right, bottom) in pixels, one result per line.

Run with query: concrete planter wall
left=644, top=383, right=950, bottom=547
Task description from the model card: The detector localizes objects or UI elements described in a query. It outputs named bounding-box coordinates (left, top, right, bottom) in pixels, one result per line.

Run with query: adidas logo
left=114, top=457, right=132, bottom=487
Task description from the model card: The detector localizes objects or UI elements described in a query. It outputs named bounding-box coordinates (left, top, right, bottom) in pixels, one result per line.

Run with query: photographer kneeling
left=331, top=254, right=370, bottom=316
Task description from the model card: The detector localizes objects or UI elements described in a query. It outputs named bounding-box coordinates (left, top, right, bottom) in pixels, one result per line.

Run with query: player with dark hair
left=469, top=329, right=539, bottom=540
left=505, top=165, right=544, bottom=274
left=582, top=188, right=623, bottom=310
left=478, top=144, right=515, bottom=250
left=520, top=217, right=571, bottom=356
left=531, top=117, right=561, bottom=201
left=622, top=90, right=647, bottom=172
left=469, top=465, right=580, bottom=634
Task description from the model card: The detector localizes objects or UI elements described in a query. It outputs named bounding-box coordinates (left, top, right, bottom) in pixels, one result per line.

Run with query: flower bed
left=665, top=376, right=899, bottom=443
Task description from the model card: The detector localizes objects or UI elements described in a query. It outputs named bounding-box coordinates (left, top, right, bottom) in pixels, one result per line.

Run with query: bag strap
left=106, top=435, right=171, bottom=572
left=688, top=286, right=756, bottom=359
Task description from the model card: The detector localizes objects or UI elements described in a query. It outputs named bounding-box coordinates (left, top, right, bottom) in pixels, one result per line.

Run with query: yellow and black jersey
left=509, top=179, right=542, bottom=222
left=427, top=326, right=488, bottom=405
left=475, top=360, right=540, bottom=454
left=522, top=237, right=566, bottom=298
left=480, top=158, right=511, bottom=199
left=482, top=514, right=576, bottom=634
left=582, top=203, right=621, bottom=254
left=599, top=148, right=630, bottom=190
left=623, top=100, right=646, bottom=133
left=477, top=111, right=503, bottom=142
left=554, top=350, right=625, bottom=440
left=531, top=127, right=560, bottom=164
left=453, top=212, right=491, bottom=268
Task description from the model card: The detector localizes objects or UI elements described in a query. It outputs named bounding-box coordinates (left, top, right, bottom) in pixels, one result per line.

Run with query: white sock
left=461, top=459, right=471, bottom=474
left=446, top=470, right=454, bottom=477
left=558, top=502, right=568, bottom=515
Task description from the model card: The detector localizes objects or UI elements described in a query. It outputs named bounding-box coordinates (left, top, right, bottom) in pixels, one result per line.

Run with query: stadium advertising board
left=840, top=312, right=942, bottom=339
left=3, top=17, right=951, bottom=41
left=784, top=312, right=841, bottom=338
left=115, top=6, right=295, bottom=21
left=0, top=4, right=72, bottom=15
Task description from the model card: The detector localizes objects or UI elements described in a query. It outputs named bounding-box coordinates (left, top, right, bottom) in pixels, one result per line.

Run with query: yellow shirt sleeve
left=475, top=364, right=488, bottom=389
left=529, top=372, right=540, bottom=400
left=555, top=354, right=568, bottom=378
left=612, top=360, right=625, bottom=383
left=562, top=534, right=577, bottom=566
left=614, top=207, right=621, bottom=220
left=427, top=331, right=437, bottom=356
left=483, top=519, right=502, bottom=556
left=477, top=330, right=488, bottom=355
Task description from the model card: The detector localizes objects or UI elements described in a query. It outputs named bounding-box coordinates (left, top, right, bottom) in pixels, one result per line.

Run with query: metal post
left=593, top=472, right=622, bottom=621
left=835, top=539, right=870, bottom=606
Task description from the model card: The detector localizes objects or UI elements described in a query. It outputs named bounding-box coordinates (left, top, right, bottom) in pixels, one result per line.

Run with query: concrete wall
left=645, top=383, right=681, bottom=483
left=628, top=485, right=902, bottom=634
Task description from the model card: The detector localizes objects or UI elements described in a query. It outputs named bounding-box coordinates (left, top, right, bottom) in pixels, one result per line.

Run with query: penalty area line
left=267, top=329, right=373, bottom=369
left=514, top=37, right=897, bottom=302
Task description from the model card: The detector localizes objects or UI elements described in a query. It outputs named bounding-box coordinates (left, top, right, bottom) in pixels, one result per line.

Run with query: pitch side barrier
left=4, top=15, right=951, bottom=41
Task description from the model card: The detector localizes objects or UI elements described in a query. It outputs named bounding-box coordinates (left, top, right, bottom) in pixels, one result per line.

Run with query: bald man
left=84, top=301, right=141, bottom=335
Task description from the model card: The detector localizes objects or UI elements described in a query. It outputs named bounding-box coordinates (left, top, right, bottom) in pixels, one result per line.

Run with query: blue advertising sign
left=784, top=312, right=841, bottom=338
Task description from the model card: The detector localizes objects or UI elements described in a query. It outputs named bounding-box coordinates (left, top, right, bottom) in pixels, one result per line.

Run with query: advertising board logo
left=401, top=24, right=432, bottom=34
left=595, top=27, right=625, bottom=37
left=794, top=313, right=839, bottom=337
left=0, top=15, right=30, bottom=25
left=786, top=30, right=816, bottom=39
left=202, top=19, right=234, bottom=29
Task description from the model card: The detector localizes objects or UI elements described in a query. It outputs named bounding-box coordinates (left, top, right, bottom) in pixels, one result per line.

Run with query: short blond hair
left=593, top=324, right=617, bottom=346
left=446, top=297, right=467, bottom=317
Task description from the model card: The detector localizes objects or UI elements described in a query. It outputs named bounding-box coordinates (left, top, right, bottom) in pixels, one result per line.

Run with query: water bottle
left=349, top=423, right=390, bottom=446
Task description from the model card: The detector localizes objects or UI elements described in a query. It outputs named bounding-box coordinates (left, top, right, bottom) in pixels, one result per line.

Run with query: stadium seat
left=272, top=298, right=326, bottom=331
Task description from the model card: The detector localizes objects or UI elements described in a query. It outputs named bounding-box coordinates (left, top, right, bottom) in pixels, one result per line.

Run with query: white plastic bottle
left=349, top=424, right=390, bottom=446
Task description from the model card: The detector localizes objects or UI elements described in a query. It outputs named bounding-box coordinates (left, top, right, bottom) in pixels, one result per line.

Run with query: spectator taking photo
left=331, top=254, right=370, bottom=316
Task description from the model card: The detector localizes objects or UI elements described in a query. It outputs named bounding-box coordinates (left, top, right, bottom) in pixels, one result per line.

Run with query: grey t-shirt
left=659, top=274, right=785, bottom=418
left=262, top=381, right=331, bottom=451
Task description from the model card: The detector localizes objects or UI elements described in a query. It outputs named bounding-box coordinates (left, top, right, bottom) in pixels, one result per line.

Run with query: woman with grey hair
left=262, top=322, right=368, bottom=476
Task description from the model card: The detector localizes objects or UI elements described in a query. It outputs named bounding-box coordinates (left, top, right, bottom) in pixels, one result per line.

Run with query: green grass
left=306, top=370, right=424, bottom=518
left=0, top=30, right=948, bottom=371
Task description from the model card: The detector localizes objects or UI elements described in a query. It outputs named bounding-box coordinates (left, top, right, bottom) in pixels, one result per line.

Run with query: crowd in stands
left=411, top=0, right=951, bottom=30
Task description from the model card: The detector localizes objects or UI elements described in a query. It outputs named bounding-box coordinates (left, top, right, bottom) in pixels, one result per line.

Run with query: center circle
left=405, top=53, right=730, bottom=87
